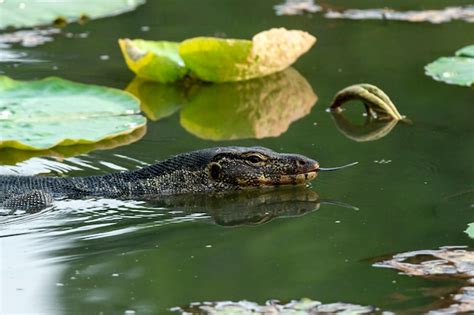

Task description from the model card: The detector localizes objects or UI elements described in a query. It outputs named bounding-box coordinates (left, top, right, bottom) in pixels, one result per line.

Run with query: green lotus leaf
left=179, top=28, right=316, bottom=82
left=180, top=67, right=317, bottom=140
left=119, top=39, right=188, bottom=83
left=0, top=76, right=146, bottom=150
left=125, top=77, right=186, bottom=120
left=0, top=0, right=145, bottom=30
left=466, top=223, right=474, bottom=239
left=425, top=45, right=474, bottom=87
left=456, top=45, right=474, bottom=58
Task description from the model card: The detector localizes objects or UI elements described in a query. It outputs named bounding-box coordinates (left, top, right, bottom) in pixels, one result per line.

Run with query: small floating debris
left=374, top=247, right=474, bottom=313
left=274, top=0, right=322, bottom=16
left=374, top=246, right=474, bottom=277
left=0, top=50, right=43, bottom=63
left=172, top=298, right=376, bottom=314
left=325, top=6, right=474, bottom=24
left=374, top=159, right=392, bottom=164
left=0, top=28, right=60, bottom=48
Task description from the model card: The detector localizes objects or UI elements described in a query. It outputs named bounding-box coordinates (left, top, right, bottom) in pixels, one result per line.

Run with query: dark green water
left=1, top=1, right=473, bottom=314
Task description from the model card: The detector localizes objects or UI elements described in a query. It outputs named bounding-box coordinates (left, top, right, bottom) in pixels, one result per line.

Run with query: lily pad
left=180, top=67, right=317, bottom=140
left=0, top=76, right=146, bottom=150
left=425, top=45, right=474, bottom=86
left=118, top=39, right=188, bottom=83
left=0, top=0, right=145, bottom=30
left=456, top=45, right=474, bottom=57
left=466, top=223, right=474, bottom=238
left=179, top=28, right=316, bottom=82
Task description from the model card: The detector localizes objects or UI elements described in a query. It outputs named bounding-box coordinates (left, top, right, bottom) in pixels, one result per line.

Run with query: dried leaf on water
left=329, top=83, right=404, bottom=120
left=374, top=247, right=474, bottom=313
left=173, top=298, right=376, bottom=314
left=274, top=0, right=322, bottom=16
left=325, top=6, right=474, bottom=24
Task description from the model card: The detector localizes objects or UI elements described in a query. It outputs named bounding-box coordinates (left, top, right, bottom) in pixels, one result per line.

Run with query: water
left=1, top=0, right=473, bottom=313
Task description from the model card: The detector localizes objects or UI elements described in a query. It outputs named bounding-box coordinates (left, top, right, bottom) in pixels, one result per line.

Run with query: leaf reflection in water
left=181, top=68, right=317, bottom=140
left=330, top=111, right=399, bottom=142
left=127, top=67, right=317, bottom=141
left=0, top=125, right=146, bottom=166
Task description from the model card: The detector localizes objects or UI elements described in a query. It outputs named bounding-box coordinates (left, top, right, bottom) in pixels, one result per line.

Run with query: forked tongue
left=318, top=161, right=359, bottom=172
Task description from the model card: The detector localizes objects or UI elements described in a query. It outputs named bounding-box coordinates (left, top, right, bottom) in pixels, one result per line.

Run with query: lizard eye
left=248, top=155, right=263, bottom=164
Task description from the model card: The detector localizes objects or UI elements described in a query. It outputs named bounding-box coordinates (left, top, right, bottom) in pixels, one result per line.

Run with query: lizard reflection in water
left=148, top=186, right=356, bottom=226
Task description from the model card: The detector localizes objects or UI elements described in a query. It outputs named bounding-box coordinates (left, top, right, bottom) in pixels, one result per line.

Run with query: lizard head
left=205, top=146, right=319, bottom=188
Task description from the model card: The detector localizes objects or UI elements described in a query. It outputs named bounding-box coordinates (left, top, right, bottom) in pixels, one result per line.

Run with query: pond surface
left=1, top=0, right=473, bottom=314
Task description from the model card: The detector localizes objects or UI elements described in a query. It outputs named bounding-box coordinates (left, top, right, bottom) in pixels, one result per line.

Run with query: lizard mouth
left=251, top=169, right=319, bottom=186
left=277, top=171, right=318, bottom=185
left=272, top=161, right=320, bottom=185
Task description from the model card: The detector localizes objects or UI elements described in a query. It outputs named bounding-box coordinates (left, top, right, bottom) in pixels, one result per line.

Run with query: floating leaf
left=0, top=0, right=145, bottom=30
left=466, top=223, right=474, bottom=238
left=456, top=45, right=474, bottom=57
left=0, top=76, right=146, bottom=150
left=425, top=45, right=474, bottom=87
left=180, top=68, right=317, bottom=140
left=179, top=28, right=316, bottom=82
left=425, top=57, right=474, bottom=87
left=125, top=77, right=186, bottom=121
left=330, top=84, right=404, bottom=120
left=118, top=39, right=187, bottom=83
